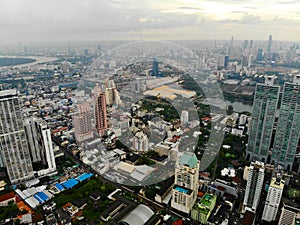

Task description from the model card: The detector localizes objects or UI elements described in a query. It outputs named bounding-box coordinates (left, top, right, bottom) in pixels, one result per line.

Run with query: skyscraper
left=73, top=103, right=93, bottom=143
left=271, top=75, right=300, bottom=171
left=0, top=89, right=34, bottom=184
left=246, top=76, right=280, bottom=162
left=93, top=84, right=108, bottom=137
left=24, top=117, right=56, bottom=176
left=171, top=152, right=200, bottom=214
left=152, top=58, right=159, bottom=77
left=104, top=79, right=120, bottom=106
left=256, top=48, right=263, bottom=61
left=262, top=177, right=285, bottom=222
left=267, top=35, right=272, bottom=53
left=243, top=161, right=265, bottom=213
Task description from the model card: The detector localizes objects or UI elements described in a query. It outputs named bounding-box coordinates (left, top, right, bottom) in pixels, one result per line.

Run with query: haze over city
left=1, top=0, right=300, bottom=44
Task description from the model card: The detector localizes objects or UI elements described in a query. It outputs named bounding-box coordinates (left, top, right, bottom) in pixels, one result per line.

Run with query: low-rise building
left=191, top=193, right=217, bottom=224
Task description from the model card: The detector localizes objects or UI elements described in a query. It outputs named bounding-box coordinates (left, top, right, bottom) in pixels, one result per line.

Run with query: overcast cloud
left=0, top=0, right=300, bottom=44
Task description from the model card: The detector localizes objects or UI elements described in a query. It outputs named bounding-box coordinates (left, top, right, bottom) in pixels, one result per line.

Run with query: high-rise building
left=246, top=76, right=280, bottom=162
left=73, top=103, right=93, bottom=143
left=133, top=132, right=149, bottom=152
left=171, top=152, right=200, bottom=214
left=267, top=35, right=272, bottom=53
left=271, top=75, right=300, bottom=171
left=0, top=89, right=34, bottom=184
left=256, top=48, right=264, bottom=61
left=180, top=110, right=189, bottom=125
left=104, top=79, right=120, bottom=106
left=152, top=58, right=160, bottom=77
left=278, top=205, right=300, bottom=225
left=243, top=161, right=265, bottom=213
left=93, top=84, right=108, bottom=137
left=262, top=177, right=285, bottom=222
left=24, top=117, right=56, bottom=176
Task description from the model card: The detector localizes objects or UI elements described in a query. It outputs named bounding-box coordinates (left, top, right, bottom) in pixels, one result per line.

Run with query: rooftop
left=179, top=152, right=198, bottom=168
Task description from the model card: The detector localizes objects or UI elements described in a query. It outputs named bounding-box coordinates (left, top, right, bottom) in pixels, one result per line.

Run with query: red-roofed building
left=198, top=191, right=204, bottom=197
left=173, top=219, right=183, bottom=225
left=0, top=192, right=16, bottom=206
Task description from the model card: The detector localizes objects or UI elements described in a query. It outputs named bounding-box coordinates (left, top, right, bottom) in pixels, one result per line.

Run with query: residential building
left=104, top=79, right=120, bottom=106
left=24, top=117, right=56, bottom=176
left=73, top=103, right=93, bottom=142
left=180, top=110, right=189, bottom=125
left=246, top=76, right=280, bottom=163
left=93, top=83, right=108, bottom=137
left=133, top=132, right=149, bottom=152
left=262, top=177, right=285, bottom=222
left=191, top=193, right=217, bottom=224
left=278, top=205, right=300, bottom=225
left=171, top=152, right=200, bottom=214
left=0, top=89, right=34, bottom=184
left=272, top=75, right=300, bottom=171
left=242, top=161, right=265, bottom=213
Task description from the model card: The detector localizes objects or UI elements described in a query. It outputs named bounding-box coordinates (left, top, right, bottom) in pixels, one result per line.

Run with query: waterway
left=0, top=55, right=58, bottom=69
left=225, top=100, right=253, bottom=113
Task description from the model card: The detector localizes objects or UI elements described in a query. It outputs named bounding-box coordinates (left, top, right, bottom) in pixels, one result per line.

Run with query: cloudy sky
left=1, top=0, right=300, bottom=44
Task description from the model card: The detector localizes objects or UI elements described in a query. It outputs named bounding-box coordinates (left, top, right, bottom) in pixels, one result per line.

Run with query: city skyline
left=1, top=0, right=300, bottom=44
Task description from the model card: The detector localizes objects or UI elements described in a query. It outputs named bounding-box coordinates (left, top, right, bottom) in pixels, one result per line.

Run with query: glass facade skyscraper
left=247, top=77, right=280, bottom=163
left=271, top=76, right=300, bottom=170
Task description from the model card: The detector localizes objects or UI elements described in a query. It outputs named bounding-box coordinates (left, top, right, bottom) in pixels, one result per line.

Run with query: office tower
left=171, top=152, right=200, bottom=214
left=267, top=35, right=272, bottom=53
left=230, top=36, right=234, bottom=47
left=249, top=40, right=253, bottom=50
left=242, top=161, right=265, bottom=213
left=243, top=40, right=249, bottom=50
left=271, top=75, right=300, bottom=171
left=133, top=132, right=149, bottom=152
left=224, top=55, right=229, bottom=67
left=216, top=54, right=225, bottom=68
left=0, top=89, right=34, bottom=184
left=152, top=58, right=159, bottom=77
left=104, top=79, right=120, bottom=106
left=180, top=110, right=189, bottom=125
left=93, top=84, right=108, bottom=137
left=73, top=103, right=93, bottom=143
left=278, top=205, right=300, bottom=225
left=262, top=177, right=285, bottom=222
left=24, top=117, right=56, bottom=176
left=84, top=48, right=89, bottom=56
left=256, top=48, right=263, bottom=61
left=246, top=76, right=280, bottom=162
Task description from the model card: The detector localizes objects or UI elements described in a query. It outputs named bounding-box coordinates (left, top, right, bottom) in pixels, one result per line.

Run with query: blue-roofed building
left=62, top=178, right=79, bottom=189
left=171, top=152, right=200, bottom=214
left=36, top=192, right=49, bottom=202
left=76, top=173, right=93, bottom=182
left=55, top=183, right=65, bottom=192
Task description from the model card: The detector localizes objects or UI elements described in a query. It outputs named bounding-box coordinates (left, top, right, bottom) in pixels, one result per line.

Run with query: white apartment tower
left=180, top=110, right=189, bottom=125
left=243, top=161, right=265, bottom=213
left=0, top=90, right=34, bottom=184
left=262, top=177, right=285, bottom=222
left=133, top=132, right=149, bottom=152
